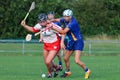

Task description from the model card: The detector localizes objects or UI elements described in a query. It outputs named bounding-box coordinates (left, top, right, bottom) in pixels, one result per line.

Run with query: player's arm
left=39, top=32, right=43, bottom=42
left=61, top=34, right=66, bottom=49
left=50, top=18, right=61, bottom=22
left=21, top=20, right=35, bottom=32
left=52, top=26, right=69, bottom=34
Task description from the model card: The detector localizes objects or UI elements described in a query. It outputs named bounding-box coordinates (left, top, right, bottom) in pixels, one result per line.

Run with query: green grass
left=0, top=41, right=120, bottom=80
left=0, top=55, right=120, bottom=80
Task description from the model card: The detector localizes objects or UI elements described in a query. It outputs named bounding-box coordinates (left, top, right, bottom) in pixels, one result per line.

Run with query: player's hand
left=49, top=19, right=55, bottom=22
left=21, top=20, right=26, bottom=27
left=39, top=39, right=43, bottom=42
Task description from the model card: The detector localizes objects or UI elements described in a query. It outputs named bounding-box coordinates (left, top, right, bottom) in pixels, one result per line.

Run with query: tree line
left=0, top=0, right=120, bottom=39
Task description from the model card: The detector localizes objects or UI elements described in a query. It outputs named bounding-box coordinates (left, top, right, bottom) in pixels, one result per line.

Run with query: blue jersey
left=60, top=17, right=82, bottom=41
left=60, top=17, right=84, bottom=51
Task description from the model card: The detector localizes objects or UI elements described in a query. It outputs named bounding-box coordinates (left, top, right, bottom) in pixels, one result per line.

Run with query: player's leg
left=74, top=39, right=91, bottom=79
left=57, top=52, right=62, bottom=65
left=43, top=49, right=49, bottom=67
left=64, top=50, right=73, bottom=70
left=74, top=50, right=91, bottom=79
left=57, top=51, right=63, bottom=71
left=74, top=50, right=86, bottom=69
left=51, top=60, right=61, bottom=77
left=61, top=50, right=73, bottom=77
left=43, top=49, right=50, bottom=77
left=45, top=50, right=58, bottom=78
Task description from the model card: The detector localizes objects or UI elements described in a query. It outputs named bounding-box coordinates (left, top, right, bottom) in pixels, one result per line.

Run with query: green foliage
left=73, top=0, right=120, bottom=36
left=0, top=0, right=120, bottom=39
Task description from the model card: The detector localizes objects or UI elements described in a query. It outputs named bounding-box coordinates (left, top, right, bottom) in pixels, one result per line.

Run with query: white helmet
left=63, top=9, right=73, bottom=17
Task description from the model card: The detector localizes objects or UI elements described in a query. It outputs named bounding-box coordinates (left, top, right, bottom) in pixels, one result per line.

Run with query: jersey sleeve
left=60, top=18, right=64, bottom=23
left=33, top=23, right=42, bottom=32
left=59, top=18, right=66, bottom=29
left=54, top=22, right=61, bottom=26
left=67, top=23, right=74, bottom=31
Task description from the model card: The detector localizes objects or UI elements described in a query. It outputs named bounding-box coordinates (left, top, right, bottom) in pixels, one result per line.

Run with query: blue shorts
left=66, top=39, right=84, bottom=51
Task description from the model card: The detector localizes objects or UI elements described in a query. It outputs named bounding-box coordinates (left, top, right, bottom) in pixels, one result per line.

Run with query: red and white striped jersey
left=33, top=22, right=62, bottom=43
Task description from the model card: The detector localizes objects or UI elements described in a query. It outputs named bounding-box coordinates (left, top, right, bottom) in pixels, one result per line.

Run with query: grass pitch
left=0, top=55, right=120, bottom=80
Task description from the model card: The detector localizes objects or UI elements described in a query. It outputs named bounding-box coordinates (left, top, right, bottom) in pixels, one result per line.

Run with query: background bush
left=0, top=0, right=120, bottom=39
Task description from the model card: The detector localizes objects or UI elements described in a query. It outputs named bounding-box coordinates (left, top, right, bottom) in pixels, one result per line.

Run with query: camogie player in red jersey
left=21, top=13, right=62, bottom=78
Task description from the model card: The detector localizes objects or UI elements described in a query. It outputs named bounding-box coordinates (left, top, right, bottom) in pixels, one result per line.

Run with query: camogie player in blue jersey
left=51, top=9, right=91, bottom=79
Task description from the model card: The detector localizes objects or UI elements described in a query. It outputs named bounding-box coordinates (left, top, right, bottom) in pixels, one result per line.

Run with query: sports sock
left=59, top=61, right=62, bottom=65
left=66, top=68, right=70, bottom=72
left=85, top=68, right=88, bottom=72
